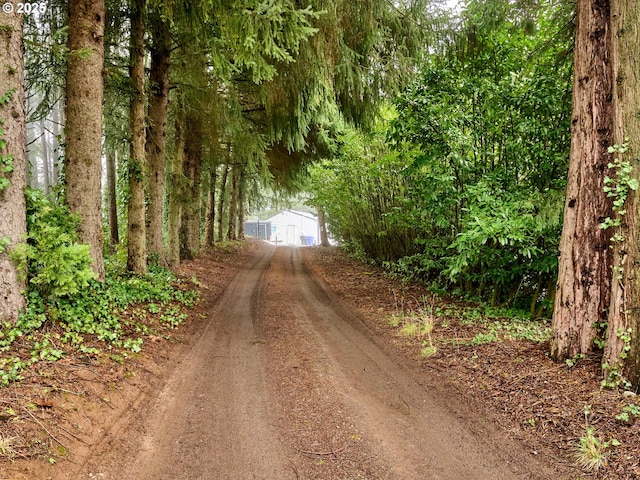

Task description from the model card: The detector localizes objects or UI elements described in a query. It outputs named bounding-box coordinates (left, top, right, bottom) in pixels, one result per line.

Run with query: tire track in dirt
left=78, top=243, right=567, bottom=479
left=258, top=247, right=393, bottom=479
left=113, top=245, right=293, bottom=480
left=269, top=246, right=565, bottom=480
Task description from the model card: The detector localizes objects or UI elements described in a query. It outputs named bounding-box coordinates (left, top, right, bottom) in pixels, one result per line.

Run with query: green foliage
left=600, top=142, right=638, bottom=247
left=224, top=2, right=320, bottom=82
left=307, top=121, right=419, bottom=263
left=601, top=328, right=633, bottom=390
left=439, top=309, right=551, bottom=346
left=307, top=1, right=572, bottom=315
left=0, top=193, right=200, bottom=386
left=0, top=263, right=198, bottom=386
left=0, top=236, right=10, bottom=254
left=600, top=141, right=638, bottom=287
left=11, top=188, right=95, bottom=300
left=601, top=362, right=631, bottom=391
left=603, top=142, right=637, bottom=220
left=615, top=404, right=640, bottom=424
left=565, top=353, right=586, bottom=368
left=445, top=183, right=562, bottom=295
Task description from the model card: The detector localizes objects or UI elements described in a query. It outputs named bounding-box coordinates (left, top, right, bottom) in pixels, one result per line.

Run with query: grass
left=0, top=433, right=19, bottom=459
left=576, top=405, right=619, bottom=472
left=388, top=295, right=552, bottom=358
left=576, top=426, right=608, bottom=472
left=389, top=293, right=438, bottom=358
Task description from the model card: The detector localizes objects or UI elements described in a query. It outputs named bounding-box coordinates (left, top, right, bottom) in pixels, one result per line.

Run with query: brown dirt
left=1, top=241, right=638, bottom=479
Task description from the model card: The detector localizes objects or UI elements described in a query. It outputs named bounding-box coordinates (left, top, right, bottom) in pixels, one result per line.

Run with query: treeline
left=308, top=1, right=573, bottom=317
left=309, top=0, right=640, bottom=389
left=0, top=0, right=430, bottom=322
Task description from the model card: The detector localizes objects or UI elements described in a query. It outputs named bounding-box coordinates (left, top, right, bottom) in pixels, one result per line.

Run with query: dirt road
left=81, top=244, right=566, bottom=479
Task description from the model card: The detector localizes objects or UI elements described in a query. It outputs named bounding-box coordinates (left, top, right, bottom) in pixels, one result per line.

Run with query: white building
left=264, top=210, right=319, bottom=246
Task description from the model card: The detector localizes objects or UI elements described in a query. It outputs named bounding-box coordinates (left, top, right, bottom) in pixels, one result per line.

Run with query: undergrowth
left=434, top=304, right=551, bottom=345
left=0, top=189, right=199, bottom=387
left=389, top=297, right=551, bottom=358
left=0, top=263, right=199, bottom=387
left=576, top=404, right=620, bottom=472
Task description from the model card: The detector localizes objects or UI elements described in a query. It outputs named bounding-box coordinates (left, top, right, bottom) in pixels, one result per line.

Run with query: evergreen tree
left=0, top=10, right=27, bottom=322
left=65, top=0, right=106, bottom=280
left=604, top=0, right=640, bottom=388
left=126, top=0, right=147, bottom=274
left=166, top=93, right=185, bottom=268
left=145, top=5, right=171, bottom=266
left=551, top=0, right=614, bottom=361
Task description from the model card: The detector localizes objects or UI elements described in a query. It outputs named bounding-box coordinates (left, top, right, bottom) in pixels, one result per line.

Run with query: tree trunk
left=318, top=206, right=330, bottom=246
left=52, top=95, right=63, bottom=186
left=0, top=12, right=27, bottom=322
left=227, top=163, right=239, bottom=241
left=204, top=164, right=217, bottom=248
left=39, top=119, right=50, bottom=194
left=551, top=0, right=613, bottom=361
left=167, top=97, right=185, bottom=268
left=237, top=165, right=245, bottom=240
left=180, top=114, right=202, bottom=259
left=65, top=0, right=106, bottom=281
left=51, top=95, right=64, bottom=186
left=25, top=109, right=38, bottom=190
left=605, top=0, right=640, bottom=388
left=145, top=10, right=171, bottom=266
left=217, top=164, right=229, bottom=242
left=126, top=0, right=147, bottom=274
left=106, top=147, right=119, bottom=246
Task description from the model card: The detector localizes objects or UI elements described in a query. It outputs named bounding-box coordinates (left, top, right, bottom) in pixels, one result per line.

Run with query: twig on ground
left=294, top=444, right=346, bottom=457
left=53, top=422, right=89, bottom=445
left=22, top=406, right=67, bottom=450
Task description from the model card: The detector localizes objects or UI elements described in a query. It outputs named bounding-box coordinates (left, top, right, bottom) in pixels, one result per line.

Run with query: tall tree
left=180, top=112, right=203, bottom=259
left=39, top=119, right=51, bottom=194
left=204, top=164, right=218, bottom=248
left=106, top=147, right=119, bottom=246
left=227, top=162, right=241, bottom=241
left=604, top=0, right=640, bottom=387
left=126, top=0, right=147, bottom=274
left=217, top=164, right=229, bottom=243
left=317, top=206, right=330, bottom=247
left=237, top=165, right=245, bottom=240
left=166, top=94, right=185, bottom=268
left=51, top=97, right=63, bottom=185
left=65, top=0, right=106, bottom=280
left=146, top=8, right=171, bottom=266
left=0, top=11, right=27, bottom=322
left=551, top=0, right=613, bottom=361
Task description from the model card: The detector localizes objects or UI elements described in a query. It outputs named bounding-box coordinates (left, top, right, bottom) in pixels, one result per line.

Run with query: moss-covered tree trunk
left=0, top=11, right=27, bottom=322
left=237, top=165, right=245, bottom=240
left=227, top=163, right=239, bottom=241
left=126, top=0, right=147, bottom=274
left=217, top=164, right=229, bottom=242
left=204, top=164, right=217, bottom=248
left=146, top=10, right=171, bottom=266
left=180, top=114, right=202, bottom=259
left=65, top=0, right=106, bottom=280
left=551, top=0, right=613, bottom=361
left=605, top=0, right=640, bottom=388
left=106, top=147, right=119, bottom=246
left=167, top=97, right=184, bottom=268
